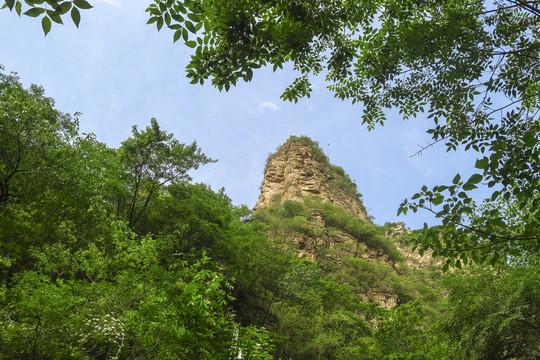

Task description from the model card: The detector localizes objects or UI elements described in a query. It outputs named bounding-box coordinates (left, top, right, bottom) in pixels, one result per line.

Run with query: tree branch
left=419, top=205, right=539, bottom=247
left=507, top=0, right=540, bottom=17
left=410, top=138, right=445, bottom=158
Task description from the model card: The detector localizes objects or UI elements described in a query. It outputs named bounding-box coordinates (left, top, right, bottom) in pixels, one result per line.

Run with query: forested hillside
left=1, top=68, right=538, bottom=359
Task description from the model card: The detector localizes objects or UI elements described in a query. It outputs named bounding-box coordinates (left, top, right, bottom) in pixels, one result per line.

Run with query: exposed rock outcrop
left=254, top=141, right=368, bottom=221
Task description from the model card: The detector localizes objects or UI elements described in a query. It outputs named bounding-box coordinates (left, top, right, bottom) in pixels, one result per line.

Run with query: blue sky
left=0, top=1, right=483, bottom=229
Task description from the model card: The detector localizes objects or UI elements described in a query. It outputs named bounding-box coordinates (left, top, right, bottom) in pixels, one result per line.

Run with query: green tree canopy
left=7, top=62, right=539, bottom=359
left=0, top=68, right=275, bottom=359
left=116, top=118, right=213, bottom=228
left=433, top=258, right=540, bottom=359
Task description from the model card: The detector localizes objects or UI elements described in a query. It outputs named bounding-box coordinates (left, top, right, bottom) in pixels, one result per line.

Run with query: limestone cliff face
left=254, top=141, right=368, bottom=221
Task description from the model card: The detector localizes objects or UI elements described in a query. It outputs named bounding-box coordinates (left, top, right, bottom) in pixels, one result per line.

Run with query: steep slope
left=252, top=136, right=443, bottom=309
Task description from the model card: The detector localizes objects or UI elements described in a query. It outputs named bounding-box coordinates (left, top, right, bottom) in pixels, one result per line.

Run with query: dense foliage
left=2, top=0, right=540, bottom=356
left=435, top=260, right=540, bottom=359
left=0, top=68, right=272, bottom=359
left=1, top=68, right=539, bottom=359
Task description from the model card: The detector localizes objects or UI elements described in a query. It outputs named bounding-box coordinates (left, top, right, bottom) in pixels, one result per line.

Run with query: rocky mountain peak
left=254, top=137, right=368, bottom=221
left=252, top=137, right=444, bottom=309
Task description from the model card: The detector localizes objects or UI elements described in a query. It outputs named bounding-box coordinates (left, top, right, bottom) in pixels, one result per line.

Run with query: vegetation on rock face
left=1, top=67, right=539, bottom=359
left=272, top=135, right=330, bottom=164
left=252, top=197, right=443, bottom=309
left=305, top=196, right=401, bottom=261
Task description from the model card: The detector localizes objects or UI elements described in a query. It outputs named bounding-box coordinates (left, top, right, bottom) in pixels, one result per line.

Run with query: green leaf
left=24, top=7, right=46, bottom=17
left=73, top=0, right=92, bottom=9
left=147, top=5, right=160, bottom=16
left=475, top=157, right=488, bottom=169
left=176, top=3, right=186, bottom=14
left=187, top=12, right=199, bottom=22
left=471, top=252, right=480, bottom=264
left=185, top=20, right=196, bottom=33
left=452, top=174, right=461, bottom=184
left=431, top=195, right=443, bottom=205
left=5, top=0, right=15, bottom=10
left=442, top=262, right=450, bottom=273
left=462, top=183, right=477, bottom=191
left=70, top=6, right=80, bottom=27
left=41, top=15, right=51, bottom=35
left=185, top=40, right=196, bottom=48
left=46, top=0, right=60, bottom=10
left=164, top=12, right=171, bottom=26
left=490, top=253, right=500, bottom=266
left=466, top=173, right=483, bottom=185
left=171, top=14, right=184, bottom=22
left=15, top=0, right=21, bottom=15
left=173, top=29, right=182, bottom=43
left=56, top=1, right=71, bottom=15
left=47, top=11, right=63, bottom=24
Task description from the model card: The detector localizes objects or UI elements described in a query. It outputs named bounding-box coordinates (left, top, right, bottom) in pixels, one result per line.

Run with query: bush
left=316, top=200, right=402, bottom=262
left=281, top=200, right=305, bottom=218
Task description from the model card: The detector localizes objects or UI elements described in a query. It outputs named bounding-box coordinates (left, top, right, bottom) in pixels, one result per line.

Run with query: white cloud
left=259, top=101, right=280, bottom=112
left=95, top=0, right=123, bottom=7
